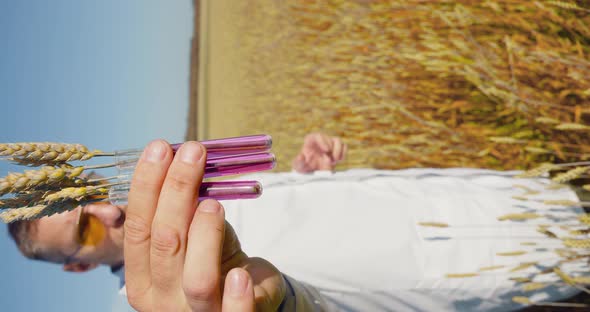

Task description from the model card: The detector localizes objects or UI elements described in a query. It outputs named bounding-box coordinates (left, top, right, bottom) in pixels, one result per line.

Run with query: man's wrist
left=277, top=274, right=333, bottom=311
left=277, top=274, right=296, bottom=311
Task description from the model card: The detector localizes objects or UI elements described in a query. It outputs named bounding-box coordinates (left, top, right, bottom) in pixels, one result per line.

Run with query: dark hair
left=7, top=220, right=52, bottom=262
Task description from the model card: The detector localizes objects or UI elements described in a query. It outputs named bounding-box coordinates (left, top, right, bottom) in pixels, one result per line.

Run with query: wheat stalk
left=0, top=192, right=112, bottom=222
left=497, top=213, right=541, bottom=221
left=43, top=185, right=113, bottom=203
left=512, top=296, right=588, bottom=308
left=546, top=0, right=590, bottom=12
left=496, top=251, right=528, bottom=256
left=418, top=222, right=449, bottom=228
left=569, top=229, right=590, bottom=236
left=510, top=277, right=532, bottom=283
left=552, top=166, right=590, bottom=183
left=523, top=147, right=551, bottom=154
left=489, top=137, right=526, bottom=144
left=555, top=248, right=581, bottom=258
left=579, top=214, right=590, bottom=226
left=445, top=273, right=478, bottom=278
left=516, top=163, right=559, bottom=178
left=522, top=282, right=548, bottom=292
left=510, top=262, right=537, bottom=272
left=0, top=205, right=47, bottom=223
left=0, top=143, right=109, bottom=165
left=534, top=117, right=560, bottom=124
left=0, top=166, right=85, bottom=196
left=0, top=191, right=45, bottom=209
left=0, top=142, right=125, bottom=223
left=562, top=238, right=590, bottom=249
left=520, top=242, right=537, bottom=246
left=478, top=265, right=506, bottom=272
left=574, top=277, right=590, bottom=285
left=542, top=199, right=580, bottom=206
left=537, top=227, right=558, bottom=238
left=0, top=199, right=87, bottom=222
left=555, top=123, right=590, bottom=131
left=545, top=183, right=569, bottom=190
left=554, top=267, right=590, bottom=295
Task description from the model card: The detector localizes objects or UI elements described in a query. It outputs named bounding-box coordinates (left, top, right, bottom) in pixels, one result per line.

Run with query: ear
left=84, top=203, right=123, bottom=228
left=62, top=262, right=99, bottom=273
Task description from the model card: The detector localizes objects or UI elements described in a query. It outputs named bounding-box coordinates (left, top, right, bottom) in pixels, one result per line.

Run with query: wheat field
left=195, top=0, right=590, bottom=173
left=191, top=0, right=590, bottom=308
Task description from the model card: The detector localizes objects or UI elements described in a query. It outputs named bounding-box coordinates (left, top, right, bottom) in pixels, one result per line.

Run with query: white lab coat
left=222, top=168, right=584, bottom=311
left=116, top=168, right=584, bottom=311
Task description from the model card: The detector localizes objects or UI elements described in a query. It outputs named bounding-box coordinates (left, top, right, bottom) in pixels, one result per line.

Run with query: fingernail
left=178, top=142, right=203, bottom=164
left=227, top=269, right=249, bottom=297
left=199, top=200, right=221, bottom=213
left=145, top=141, right=167, bottom=163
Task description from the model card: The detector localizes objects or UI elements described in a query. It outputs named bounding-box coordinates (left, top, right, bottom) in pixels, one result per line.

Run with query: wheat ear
left=521, top=282, right=548, bottom=292
left=0, top=205, right=47, bottom=223
left=554, top=267, right=590, bottom=295
left=0, top=143, right=109, bottom=164
left=497, top=213, right=541, bottom=221
left=512, top=296, right=588, bottom=308
left=0, top=166, right=85, bottom=196
left=552, top=166, right=590, bottom=183
left=418, top=222, right=449, bottom=228
left=43, top=185, right=111, bottom=203
left=555, top=123, right=590, bottom=131
left=0, top=200, right=82, bottom=222
left=562, top=238, right=590, bottom=249
left=516, top=163, right=559, bottom=178
left=0, top=197, right=109, bottom=222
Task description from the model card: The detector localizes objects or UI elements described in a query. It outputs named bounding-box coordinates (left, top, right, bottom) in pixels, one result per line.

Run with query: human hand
left=124, top=140, right=286, bottom=311
left=292, top=133, right=347, bottom=173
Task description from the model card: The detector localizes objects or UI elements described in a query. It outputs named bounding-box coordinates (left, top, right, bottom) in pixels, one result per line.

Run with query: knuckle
left=131, top=175, right=161, bottom=193
left=126, top=287, right=151, bottom=312
left=166, top=174, right=194, bottom=193
left=127, top=296, right=140, bottom=310
left=124, top=214, right=151, bottom=244
left=126, top=293, right=144, bottom=311
left=150, top=225, right=180, bottom=256
left=214, top=223, right=224, bottom=234
left=182, top=277, right=219, bottom=301
left=200, top=199, right=222, bottom=210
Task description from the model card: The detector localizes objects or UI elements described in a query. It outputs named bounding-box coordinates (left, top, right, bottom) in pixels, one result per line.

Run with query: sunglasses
left=64, top=206, right=106, bottom=264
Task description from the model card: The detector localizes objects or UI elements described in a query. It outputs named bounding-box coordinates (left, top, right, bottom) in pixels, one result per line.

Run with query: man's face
left=34, top=202, right=125, bottom=270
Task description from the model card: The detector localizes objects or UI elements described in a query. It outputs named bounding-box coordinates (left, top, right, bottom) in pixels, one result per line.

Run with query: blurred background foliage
left=204, top=0, right=590, bottom=171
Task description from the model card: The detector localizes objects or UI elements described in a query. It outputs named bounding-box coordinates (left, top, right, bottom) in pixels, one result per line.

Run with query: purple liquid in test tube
left=110, top=135, right=275, bottom=205
left=199, top=181, right=262, bottom=200
left=109, top=181, right=263, bottom=205
left=204, top=152, right=276, bottom=178
left=171, top=134, right=272, bottom=159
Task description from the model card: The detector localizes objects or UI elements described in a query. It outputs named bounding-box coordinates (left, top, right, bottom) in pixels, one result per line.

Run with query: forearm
left=279, top=274, right=333, bottom=312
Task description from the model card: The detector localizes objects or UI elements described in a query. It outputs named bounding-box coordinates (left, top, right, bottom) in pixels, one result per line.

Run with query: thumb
left=292, top=154, right=312, bottom=173
left=317, top=154, right=333, bottom=171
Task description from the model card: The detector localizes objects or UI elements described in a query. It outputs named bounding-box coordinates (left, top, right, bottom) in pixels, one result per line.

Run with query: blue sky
left=0, top=1, right=192, bottom=311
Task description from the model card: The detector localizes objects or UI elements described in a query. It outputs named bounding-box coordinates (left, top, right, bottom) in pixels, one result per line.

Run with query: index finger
left=315, top=133, right=333, bottom=153
left=124, top=140, right=173, bottom=306
left=331, top=138, right=344, bottom=163
left=150, top=142, right=206, bottom=302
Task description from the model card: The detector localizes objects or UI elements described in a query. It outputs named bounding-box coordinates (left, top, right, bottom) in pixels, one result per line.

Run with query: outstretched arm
left=125, top=140, right=332, bottom=311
